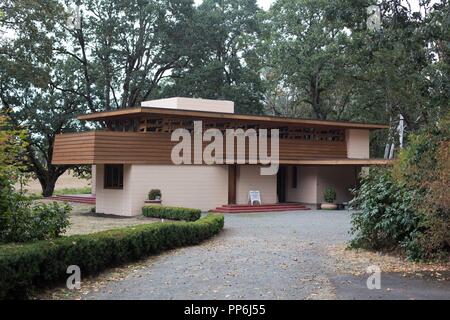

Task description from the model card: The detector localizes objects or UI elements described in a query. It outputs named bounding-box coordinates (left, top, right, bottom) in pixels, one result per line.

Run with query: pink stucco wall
left=95, top=163, right=359, bottom=216
left=95, top=164, right=133, bottom=216
left=346, top=129, right=370, bottom=159
left=236, top=165, right=277, bottom=204
left=316, top=166, right=357, bottom=203
left=95, top=164, right=228, bottom=216
left=91, top=165, right=96, bottom=195
left=286, top=166, right=318, bottom=204
left=285, top=165, right=357, bottom=204
left=141, top=97, right=234, bottom=113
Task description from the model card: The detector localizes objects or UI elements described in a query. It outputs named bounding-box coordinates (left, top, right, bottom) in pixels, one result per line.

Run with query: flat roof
left=77, top=107, right=389, bottom=130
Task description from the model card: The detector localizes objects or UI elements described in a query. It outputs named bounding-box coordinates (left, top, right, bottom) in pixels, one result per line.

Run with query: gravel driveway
left=85, top=210, right=352, bottom=300
left=44, top=209, right=448, bottom=300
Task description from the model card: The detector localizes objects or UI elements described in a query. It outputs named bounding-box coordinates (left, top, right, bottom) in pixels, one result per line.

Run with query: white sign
left=248, top=191, right=261, bottom=205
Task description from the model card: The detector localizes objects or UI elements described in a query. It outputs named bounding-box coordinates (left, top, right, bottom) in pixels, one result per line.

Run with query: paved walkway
left=84, top=211, right=450, bottom=300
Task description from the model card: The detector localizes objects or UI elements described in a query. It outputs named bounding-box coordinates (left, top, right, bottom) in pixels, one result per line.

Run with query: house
left=52, top=97, right=391, bottom=216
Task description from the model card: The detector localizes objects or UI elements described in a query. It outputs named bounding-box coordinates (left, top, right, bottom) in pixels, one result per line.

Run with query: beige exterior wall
left=285, top=165, right=357, bottom=204
left=127, top=165, right=228, bottom=215
left=236, top=165, right=277, bottom=204
left=95, top=164, right=133, bottom=216
left=316, top=166, right=357, bottom=203
left=141, top=97, right=234, bottom=113
left=95, top=163, right=358, bottom=215
left=286, top=166, right=318, bottom=204
left=95, top=164, right=228, bottom=216
left=91, top=165, right=96, bottom=195
left=346, top=129, right=370, bottom=159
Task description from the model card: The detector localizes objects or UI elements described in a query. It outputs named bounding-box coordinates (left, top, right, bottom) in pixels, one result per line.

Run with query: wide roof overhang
left=77, top=107, right=389, bottom=130
left=278, top=159, right=394, bottom=165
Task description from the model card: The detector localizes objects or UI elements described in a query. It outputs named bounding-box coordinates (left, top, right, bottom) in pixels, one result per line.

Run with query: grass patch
left=54, top=187, right=91, bottom=196
left=23, top=187, right=92, bottom=200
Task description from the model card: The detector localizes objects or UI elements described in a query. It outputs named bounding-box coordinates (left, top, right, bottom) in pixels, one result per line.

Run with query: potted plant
left=145, top=189, right=162, bottom=204
left=321, top=186, right=337, bottom=210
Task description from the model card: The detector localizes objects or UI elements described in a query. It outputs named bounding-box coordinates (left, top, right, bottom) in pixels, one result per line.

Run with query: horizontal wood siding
left=52, top=131, right=347, bottom=165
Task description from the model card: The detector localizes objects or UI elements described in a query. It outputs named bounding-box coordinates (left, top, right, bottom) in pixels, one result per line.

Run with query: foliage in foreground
left=0, top=201, right=71, bottom=243
left=1, top=115, right=72, bottom=243
left=349, top=169, right=422, bottom=256
left=0, top=214, right=224, bottom=299
left=350, top=118, right=450, bottom=261
left=142, top=205, right=201, bottom=221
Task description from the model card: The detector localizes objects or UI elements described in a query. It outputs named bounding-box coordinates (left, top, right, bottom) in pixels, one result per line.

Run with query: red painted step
left=219, top=204, right=307, bottom=209
left=47, top=195, right=96, bottom=204
left=213, top=207, right=307, bottom=211
left=213, top=208, right=309, bottom=214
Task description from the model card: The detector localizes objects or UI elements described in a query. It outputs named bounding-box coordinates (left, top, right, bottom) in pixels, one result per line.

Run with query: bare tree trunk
left=40, top=176, right=57, bottom=197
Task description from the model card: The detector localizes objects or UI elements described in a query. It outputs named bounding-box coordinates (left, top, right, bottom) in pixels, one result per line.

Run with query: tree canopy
left=0, top=0, right=449, bottom=196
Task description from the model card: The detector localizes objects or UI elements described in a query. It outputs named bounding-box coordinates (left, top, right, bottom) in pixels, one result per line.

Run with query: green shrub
left=31, top=202, right=72, bottom=240
left=0, top=214, right=224, bottom=299
left=349, top=169, right=422, bottom=256
left=0, top=198, right=71, bottom=243
left=324, top=186, right=336, bottom=203
left=349, top=116, right=450, bottom=261
left=142, top=205, right=201, bottom=221
left=148, top=189, right=161, bottom=200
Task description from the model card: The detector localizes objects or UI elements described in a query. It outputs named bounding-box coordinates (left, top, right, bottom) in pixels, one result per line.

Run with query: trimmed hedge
left=0, top=214, right=224, bottom=299
left=142, top=205, right=201, bottom=221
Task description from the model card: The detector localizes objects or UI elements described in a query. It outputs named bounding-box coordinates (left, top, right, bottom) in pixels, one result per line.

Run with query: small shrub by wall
left=142, top=205, right=201, bottom=221
left=0, top=214, right=224, bottom=299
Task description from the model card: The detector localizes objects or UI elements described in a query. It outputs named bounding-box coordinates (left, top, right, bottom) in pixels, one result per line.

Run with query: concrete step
left=213, top=204, right=310, bottom=213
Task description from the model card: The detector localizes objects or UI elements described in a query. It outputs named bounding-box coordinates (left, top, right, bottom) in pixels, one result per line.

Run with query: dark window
left=292, top=166, right=298, bottom=189
left=104, top=164, right=124, bottom=189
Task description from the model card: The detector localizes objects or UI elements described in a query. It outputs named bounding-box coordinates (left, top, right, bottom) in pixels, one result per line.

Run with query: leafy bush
left=0, top=200, right=71, bottom=243
left=350, top=116, right=449, bottom=260
left=148, top=189, right=161, bottom=200
left=142, top=205, right=201, bottom=221
left=1, top=117, right=71, bottom=244
left=0, top=214, right=224, bottom=299
left=349, top=169, right=423, bottom=256
left=393, top=121, right=450, bottom=259
left=324, top=186, right=336, bottom=203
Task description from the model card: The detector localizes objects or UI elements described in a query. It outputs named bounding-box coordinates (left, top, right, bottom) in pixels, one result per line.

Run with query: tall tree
left=0, top=0, right=87, bottom=196
left=261, top=0, right=355, bottom=120
left=0, top=0, right=197, bottom=196
left=67, top=0, right=197, bottom=111
left=162, top=0, right=264, bottom=114
left=261, top=0, right=449, bottom=156
left=342, top=0, right=450, bottom=155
